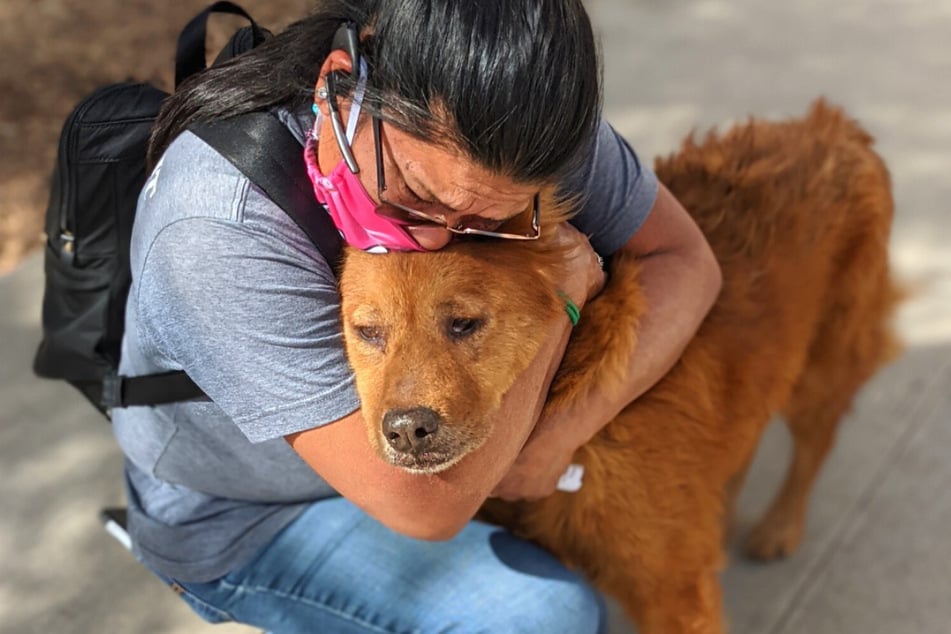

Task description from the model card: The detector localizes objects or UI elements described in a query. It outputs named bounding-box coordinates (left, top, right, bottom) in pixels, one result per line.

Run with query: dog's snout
left=382, top=407, right=441, bottom=453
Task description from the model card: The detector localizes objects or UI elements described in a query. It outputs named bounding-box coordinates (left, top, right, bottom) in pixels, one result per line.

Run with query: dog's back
left=652, top=100, right=902, bottom=479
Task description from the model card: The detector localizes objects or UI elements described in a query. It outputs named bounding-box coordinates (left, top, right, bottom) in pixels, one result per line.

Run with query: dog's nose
left=382, top=407, right=441, bottom=453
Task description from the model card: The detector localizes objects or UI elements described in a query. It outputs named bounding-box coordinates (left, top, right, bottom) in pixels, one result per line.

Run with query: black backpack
left=33, top=1, right=342, bottom=417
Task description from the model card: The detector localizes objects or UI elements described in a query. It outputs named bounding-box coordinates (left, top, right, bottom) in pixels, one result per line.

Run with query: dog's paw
left=743, top=513, right=805, bottom=561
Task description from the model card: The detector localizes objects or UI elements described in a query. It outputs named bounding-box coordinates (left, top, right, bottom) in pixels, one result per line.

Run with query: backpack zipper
left=56, top=84, right=130, bottom=266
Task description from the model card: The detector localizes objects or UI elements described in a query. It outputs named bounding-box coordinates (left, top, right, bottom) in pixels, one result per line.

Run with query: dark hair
left=149, top=0, right=601, bottom=184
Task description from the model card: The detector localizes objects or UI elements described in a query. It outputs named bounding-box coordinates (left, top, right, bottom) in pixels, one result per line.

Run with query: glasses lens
left=486, top=200, right=536, bottom=236
left=376, top=200, right=445, bottom=227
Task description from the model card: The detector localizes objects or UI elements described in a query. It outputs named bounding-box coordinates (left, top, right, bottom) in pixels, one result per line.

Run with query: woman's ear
left=313, top=49, right=355, bottom=118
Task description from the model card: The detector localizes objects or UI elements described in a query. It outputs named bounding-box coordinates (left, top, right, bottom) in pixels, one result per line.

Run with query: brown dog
left=339, top=100, right=903, bottom=633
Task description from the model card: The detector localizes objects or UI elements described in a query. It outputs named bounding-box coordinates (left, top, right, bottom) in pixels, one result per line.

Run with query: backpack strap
left=175, top=1, right=268, bottom=88
left=190, top=112, right=344, bottom=268
left=105, top=112, right=344, bottom=410
left=102, top=371, right=209, bottom=408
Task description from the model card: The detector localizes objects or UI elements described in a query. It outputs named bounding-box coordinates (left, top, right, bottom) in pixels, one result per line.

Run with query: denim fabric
left=150, top=497, right=606, bottom=634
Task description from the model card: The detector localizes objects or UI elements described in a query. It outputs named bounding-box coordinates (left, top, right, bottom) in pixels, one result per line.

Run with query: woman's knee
left=469, top=573, right=606, bottom=633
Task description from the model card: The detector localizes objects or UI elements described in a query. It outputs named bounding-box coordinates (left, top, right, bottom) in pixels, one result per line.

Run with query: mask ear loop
left=345, top=59, right=368, bottom=141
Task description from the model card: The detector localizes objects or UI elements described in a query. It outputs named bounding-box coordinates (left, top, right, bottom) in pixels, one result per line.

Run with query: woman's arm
left=491, top=182, right=723, bottom=500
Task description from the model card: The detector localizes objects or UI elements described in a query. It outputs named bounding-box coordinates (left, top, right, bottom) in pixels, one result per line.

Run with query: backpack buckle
left=100, top=374, right=124, bottom=409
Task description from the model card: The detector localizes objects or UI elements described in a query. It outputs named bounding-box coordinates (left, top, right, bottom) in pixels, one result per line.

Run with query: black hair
left=149, top=0, right=601, bottom=184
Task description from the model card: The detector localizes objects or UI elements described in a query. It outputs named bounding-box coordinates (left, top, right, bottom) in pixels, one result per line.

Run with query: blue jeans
left=151, top=497, right=607, bottom=633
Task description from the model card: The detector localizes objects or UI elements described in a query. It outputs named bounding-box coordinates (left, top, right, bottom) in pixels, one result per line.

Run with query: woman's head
left=318, top=0, right=602, bottom=249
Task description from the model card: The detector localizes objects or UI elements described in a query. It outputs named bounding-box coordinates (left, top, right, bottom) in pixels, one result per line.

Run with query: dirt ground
left=0, top=0, right=311, bottom=274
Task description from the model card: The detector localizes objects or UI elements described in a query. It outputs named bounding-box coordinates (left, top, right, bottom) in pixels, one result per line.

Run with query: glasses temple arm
left=373, top=117, right=385, bottom=190
left=326, top=73, right=360, bottom=173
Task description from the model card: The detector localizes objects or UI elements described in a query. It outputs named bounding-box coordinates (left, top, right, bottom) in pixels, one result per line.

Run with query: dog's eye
left=356, top=325, right=385, bottom=346
left=447, top=317, right=482, bottom=340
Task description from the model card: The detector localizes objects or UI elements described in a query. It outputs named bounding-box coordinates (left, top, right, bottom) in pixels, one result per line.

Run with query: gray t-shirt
left=112, top=107, right=658, bottom=582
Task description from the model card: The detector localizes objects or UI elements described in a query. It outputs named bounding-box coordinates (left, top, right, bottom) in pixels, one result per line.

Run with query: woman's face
left=315, top=110, right=540, bottom=251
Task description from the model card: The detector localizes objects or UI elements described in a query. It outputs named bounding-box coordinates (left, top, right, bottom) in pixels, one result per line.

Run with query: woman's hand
left=553, top=222, right=606, bottom=310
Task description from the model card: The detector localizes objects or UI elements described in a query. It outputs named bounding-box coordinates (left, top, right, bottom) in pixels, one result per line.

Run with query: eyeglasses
left=326, top=103, right=540, bottom=241
left=371, top=117, right=540, bottom=240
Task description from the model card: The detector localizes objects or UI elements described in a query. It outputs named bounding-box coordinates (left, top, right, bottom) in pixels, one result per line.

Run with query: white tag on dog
left=556, top=463, right=585, bottom=492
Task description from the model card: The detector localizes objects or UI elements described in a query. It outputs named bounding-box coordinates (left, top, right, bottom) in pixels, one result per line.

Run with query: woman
left=113, top=0, right=721, bottom=631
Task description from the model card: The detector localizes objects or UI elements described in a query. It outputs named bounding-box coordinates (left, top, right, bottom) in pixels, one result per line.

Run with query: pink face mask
left=304, top=62, right=424, bottom=253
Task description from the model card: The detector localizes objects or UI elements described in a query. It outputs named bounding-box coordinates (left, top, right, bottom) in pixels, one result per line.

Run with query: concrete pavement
left=2, top=0, right=949, bottom=632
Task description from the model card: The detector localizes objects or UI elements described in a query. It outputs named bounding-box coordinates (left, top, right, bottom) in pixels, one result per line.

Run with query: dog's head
left=339, top=194, right=571, bottom=473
